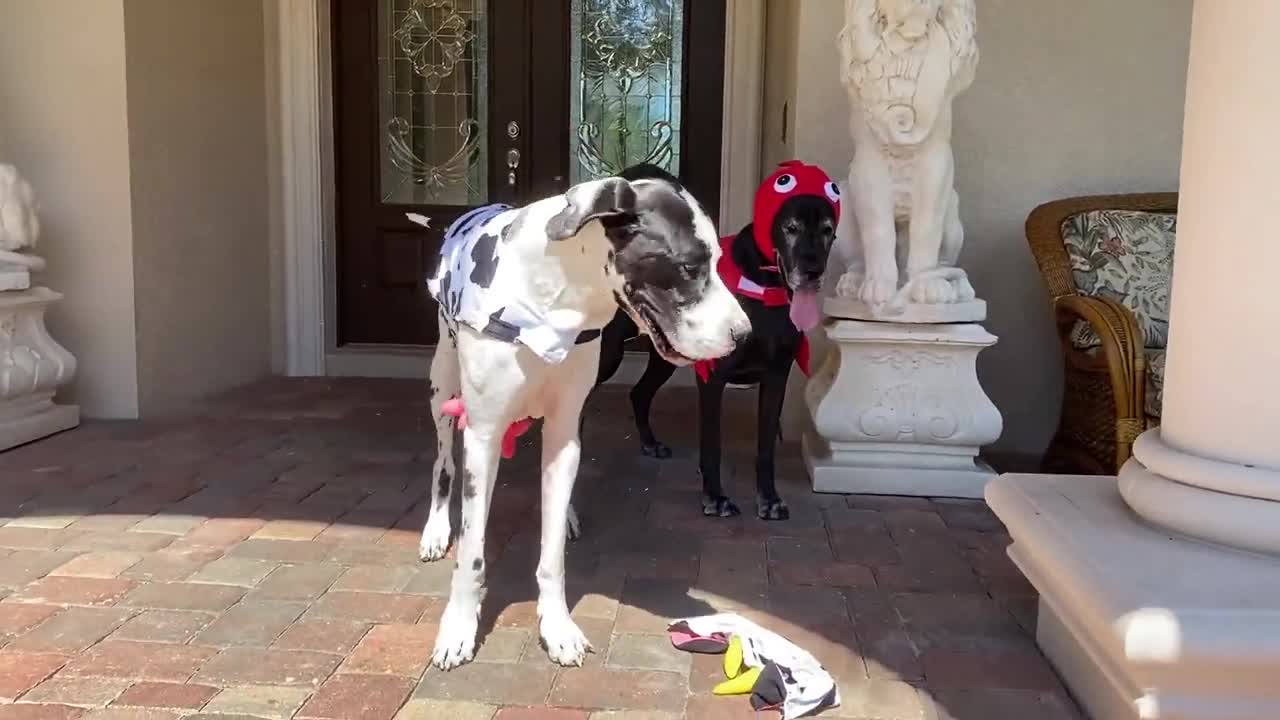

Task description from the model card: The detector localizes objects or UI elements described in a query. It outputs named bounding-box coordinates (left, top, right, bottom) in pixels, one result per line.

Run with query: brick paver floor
left=0, top=378, right=1082, bottom=719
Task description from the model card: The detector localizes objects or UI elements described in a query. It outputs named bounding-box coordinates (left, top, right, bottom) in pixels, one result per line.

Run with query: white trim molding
left=278, top=0, right=328, bottom=376
left=719, top=0, right=766, bottom=233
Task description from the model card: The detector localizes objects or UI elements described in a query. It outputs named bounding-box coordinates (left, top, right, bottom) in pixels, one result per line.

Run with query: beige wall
left=0, top=0, right=275, bottom=419
left=761, top=0, right=800, bottom=172
left=769, top=0, right=1192, bottom=466
left=0, top=0, right=141, bottom=418
left=123, top=0, right=273, bottom=416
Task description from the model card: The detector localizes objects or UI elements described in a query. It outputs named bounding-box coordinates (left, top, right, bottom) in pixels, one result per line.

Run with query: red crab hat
left=752, top=160, right=842, bottom=261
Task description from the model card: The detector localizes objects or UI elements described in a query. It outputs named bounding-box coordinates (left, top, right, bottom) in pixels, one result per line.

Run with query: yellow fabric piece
left=723, top=635, right=745, bottom=678
left=714, top=666, right=762, bottom=695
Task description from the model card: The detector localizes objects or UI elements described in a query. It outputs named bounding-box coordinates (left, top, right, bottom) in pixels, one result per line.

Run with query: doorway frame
left=277, top=0, right=766, bottom=377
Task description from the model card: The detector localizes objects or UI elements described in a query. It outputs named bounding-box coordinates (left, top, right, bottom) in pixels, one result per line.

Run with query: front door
left=332, top=0, right=726, bottom=347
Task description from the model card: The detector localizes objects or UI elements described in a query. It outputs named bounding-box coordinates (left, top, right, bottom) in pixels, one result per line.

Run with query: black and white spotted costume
left=427, top=203, right=599, bottom=364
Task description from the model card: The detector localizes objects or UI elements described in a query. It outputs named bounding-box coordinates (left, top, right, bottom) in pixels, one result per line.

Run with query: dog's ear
left=545, top=178, right=638, bottom=241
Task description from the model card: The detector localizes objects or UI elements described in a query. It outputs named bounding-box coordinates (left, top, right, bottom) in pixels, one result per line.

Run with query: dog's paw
left=566, top=504, right=583, bottom=542
left=418, top=513, right=452, bottom=562
left=540, top=613, right=592, bottom=667
left=640, top=441, right=672, bottom=459
left=430, top=611, right=478, bottom=670
left=756, top=496, right=791, bottom=521
left=702, top=495, right=741, bottom=518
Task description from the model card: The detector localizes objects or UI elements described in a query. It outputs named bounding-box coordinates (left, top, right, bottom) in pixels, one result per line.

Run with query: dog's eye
left=772, top=174, right=797, bottom=193
left=680, top=262, right=701, bottom=278
left=784, top=222, right=801, bottom=234
left=824, top=181, right=841, bottom=203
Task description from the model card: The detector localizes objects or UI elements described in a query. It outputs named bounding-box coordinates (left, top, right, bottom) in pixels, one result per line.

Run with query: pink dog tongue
left=790, top=289, right=820, bottom=332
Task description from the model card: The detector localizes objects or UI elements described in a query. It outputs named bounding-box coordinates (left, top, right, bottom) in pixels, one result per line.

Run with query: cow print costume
left=427, top=203, right=599, bottom=364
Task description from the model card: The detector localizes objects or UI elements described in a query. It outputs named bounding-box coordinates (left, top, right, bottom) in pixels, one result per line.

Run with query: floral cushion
left=1145, top=348, right=1165, bottom=418
left=1061, top=209, right=1176, bottom=349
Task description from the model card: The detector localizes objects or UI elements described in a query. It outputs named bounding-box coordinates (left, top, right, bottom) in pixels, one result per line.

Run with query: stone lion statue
left=834, top=0, right=979, bottom=309
left=0, top=164, right=40, bottom=252
left=0, top=165, right=46, bottom=283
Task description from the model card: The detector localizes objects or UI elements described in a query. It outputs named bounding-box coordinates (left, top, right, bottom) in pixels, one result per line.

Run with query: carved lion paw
left=954, top=275, right=977, bottom=302
left=859, top=272, right=899, bottom=305
left=907, top=275, right=958, bottom=304
left=835, top=272, right=863, bottom=299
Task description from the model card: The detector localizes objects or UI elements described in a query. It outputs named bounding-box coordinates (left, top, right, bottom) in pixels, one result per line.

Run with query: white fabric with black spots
left=428, top=203, right=587, bottom=364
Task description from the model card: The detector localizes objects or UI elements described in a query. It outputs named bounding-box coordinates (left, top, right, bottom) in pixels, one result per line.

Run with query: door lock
left=506, top=148, right=521, bottom=187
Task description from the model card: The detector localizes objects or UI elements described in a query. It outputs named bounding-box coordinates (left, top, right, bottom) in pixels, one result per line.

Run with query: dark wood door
left=332, top=0, right=725, bottom=347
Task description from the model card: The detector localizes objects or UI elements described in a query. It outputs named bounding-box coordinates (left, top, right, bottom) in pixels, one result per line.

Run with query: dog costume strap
left=714, top=237, right=790, bottom=308
left=574, top=329, right=601, bottom=345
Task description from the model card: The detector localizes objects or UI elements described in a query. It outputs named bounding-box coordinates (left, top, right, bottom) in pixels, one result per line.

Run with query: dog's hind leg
left=631, top=345, right=676, bottom=458
left=420, top=315, right=460, bottom=562
left=536, top=376, right=593, bottom=666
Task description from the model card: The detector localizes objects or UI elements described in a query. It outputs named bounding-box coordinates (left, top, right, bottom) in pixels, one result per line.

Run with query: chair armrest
left=1054, top=295, right=1148, bottom=446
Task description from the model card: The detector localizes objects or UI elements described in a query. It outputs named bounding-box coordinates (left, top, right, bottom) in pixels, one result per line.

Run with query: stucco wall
left=769, top=0, right=1192, bottom=466
left=122, top=0, right=273, bottom=416
left=0, top=0, right=274, bottom=419
left=0, top=0, right=141, bottom=418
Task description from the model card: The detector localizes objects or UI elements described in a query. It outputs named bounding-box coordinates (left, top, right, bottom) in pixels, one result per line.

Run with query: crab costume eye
left=773, top=174, right=797, bottom=193
left=824, top=181, right=841, bottom=203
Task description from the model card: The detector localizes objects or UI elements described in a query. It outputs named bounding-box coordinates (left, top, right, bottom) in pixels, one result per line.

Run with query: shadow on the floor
left=0, top=378, right=1080, bottom=719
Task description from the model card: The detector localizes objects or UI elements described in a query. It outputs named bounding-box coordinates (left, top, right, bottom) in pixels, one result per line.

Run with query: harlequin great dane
left=413, top=176, right=749, bottom=670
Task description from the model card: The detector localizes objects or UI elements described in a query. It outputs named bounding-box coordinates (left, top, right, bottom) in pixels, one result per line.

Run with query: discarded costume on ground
left=668, top=613, right=840, bottom=718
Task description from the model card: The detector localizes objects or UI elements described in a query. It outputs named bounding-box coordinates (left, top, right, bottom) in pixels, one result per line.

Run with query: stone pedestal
left=803, top=298, right=1002, bottom=499
left=0, top=288, right=79, bottom=450
left=988, top=474, right=1280, bottom=720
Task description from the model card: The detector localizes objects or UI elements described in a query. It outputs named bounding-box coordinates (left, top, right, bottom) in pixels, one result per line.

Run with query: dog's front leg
left=536, top=402, right=592, bottom=666
left=755, top=371, right=790, bottom=521
left=430, top=425, right=500, bottom=670
left=631, top=348, right=676, bottom=458
left=698, top=378, right=739, bottom=517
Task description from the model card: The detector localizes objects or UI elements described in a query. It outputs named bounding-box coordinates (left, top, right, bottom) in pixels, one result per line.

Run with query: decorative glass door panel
left=378, top=0, right=489, bottom=206
left=333, top=0, right=724, bottom=347
left=569, top=0, right=683, bottom=183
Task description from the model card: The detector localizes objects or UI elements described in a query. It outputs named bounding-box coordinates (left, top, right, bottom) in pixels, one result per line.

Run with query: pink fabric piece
left=440, top=397, right=531, bottom=459
left=668, top=626, right=730, bottom=653
left=669, top=629, right=701, bottom=647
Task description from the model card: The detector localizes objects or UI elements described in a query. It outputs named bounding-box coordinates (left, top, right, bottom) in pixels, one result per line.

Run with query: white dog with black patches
left=413, top=175, right=749, bottom=670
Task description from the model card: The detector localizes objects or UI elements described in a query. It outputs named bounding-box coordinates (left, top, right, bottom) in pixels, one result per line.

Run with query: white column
left=987, top=5, right=1280, bottom=717
left=1117, top=0, right=1280, bottom=555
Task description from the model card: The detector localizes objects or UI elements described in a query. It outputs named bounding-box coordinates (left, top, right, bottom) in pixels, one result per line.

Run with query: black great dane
left=594, top=161, right=840, bottom=520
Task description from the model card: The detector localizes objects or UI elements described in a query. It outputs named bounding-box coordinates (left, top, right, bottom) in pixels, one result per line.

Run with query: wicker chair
left=1026, top=193, right=1178, bottom=474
